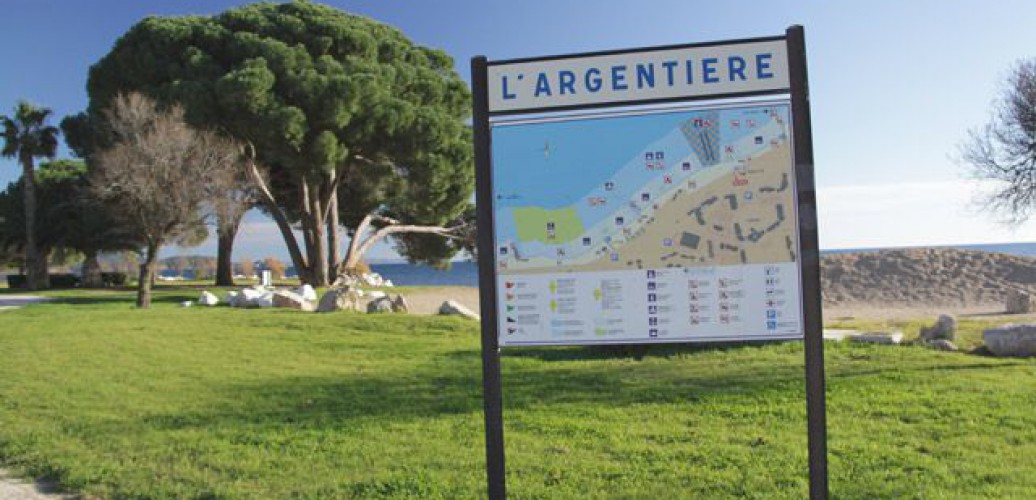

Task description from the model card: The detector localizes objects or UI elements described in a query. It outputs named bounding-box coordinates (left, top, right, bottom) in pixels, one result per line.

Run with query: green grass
left=1, top=289, right=1035, bottom=498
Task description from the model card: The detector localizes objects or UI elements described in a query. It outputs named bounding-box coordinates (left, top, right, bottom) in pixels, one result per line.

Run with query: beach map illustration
left=491, top=103, right=803, bottom=345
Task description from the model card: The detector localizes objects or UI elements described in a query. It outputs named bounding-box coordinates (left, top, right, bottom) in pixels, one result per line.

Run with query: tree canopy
left=85, top=0, right=474, bottom=285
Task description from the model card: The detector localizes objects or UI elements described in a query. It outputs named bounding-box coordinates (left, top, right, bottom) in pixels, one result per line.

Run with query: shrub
left=49, top=274, right=81, bottom=288
left=6, top=274, right=26, bottom=288
left=101, top=272, right=128, bottom=287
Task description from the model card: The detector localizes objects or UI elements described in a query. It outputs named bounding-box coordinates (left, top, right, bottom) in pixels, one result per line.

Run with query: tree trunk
left=81, top=250, right=103, bottom=288
left=215, top=232, right=235, bottom=286
left=309, top=183, right=328, bottom=286
left=137, top=241, right=159, bottom=308
left=327, top=190, right=340, bottom=279
left=215, top=213, right=243, bottom=287
left=34, top=248, right=50, bottom=289
left=20, top=155, right=43, bottom=290
left=244, top=151, right=311, bottom=284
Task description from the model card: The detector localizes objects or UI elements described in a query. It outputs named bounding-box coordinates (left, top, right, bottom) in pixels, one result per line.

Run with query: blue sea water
left=370, top=242, right=1036, bottom=287
left=370, top=262, right=480, bottom=287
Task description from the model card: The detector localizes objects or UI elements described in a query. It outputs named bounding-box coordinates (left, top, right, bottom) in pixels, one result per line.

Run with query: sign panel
left=491, top=102, right=802, bottom=346
left=473, top=27, right=827, bottom=500
left=487, top=39, right=789, bottom=113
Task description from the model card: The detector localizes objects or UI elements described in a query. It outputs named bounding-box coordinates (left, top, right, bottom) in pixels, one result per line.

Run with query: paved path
left=0, top=296, right=51, bottom=311
left=0, top=470, right=69, bottom=500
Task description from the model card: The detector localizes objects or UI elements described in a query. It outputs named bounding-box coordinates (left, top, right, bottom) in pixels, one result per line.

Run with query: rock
left=316, top=287, right=363, bottom=313
left=225, top=291, right=239, bottom=304
left=367, top=296, right=395, bottom=313
left=919, top=314, right=957, bottom=341
left=1005, top=288, right=1036, bottom=314
left=272, top=290, right=315, bottom=312
left=236, top=287, right=273, bottom=308
left=367, top=290, right=387, bottom=300
left=984, top=324, right=1036, bottom=357
left=439, top=300, right=480, bottom=321
left=850, top=331, right=903, bottom=345
left=822, top=329, right=858, bottom=342
left=391, top=294, right=410, bottom=313
left=253, top=292, right=274, bottom=308
left=383, top=280, right=394, bottom=287
left=181, top=300, right=193, bottom=308
left=198, top=291, right=219, bottom=306
left=927, top=339, right=959, bottom=352
left=296, top=284, right=318, bottom=302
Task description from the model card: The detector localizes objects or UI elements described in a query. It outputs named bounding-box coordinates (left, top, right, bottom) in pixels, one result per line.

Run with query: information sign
left=492, top=102, right=801, bottom=346
left=470, top=26, right=827, bottom=500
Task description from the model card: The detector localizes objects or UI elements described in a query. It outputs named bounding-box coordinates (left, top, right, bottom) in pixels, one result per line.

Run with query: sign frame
left=471, top=25, right=827, bottom=499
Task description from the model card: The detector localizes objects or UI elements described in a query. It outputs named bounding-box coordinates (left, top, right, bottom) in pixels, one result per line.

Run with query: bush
left=101, top=272, right=128, bottom=287
left=6, top=274, right=26, bottom=288
left=50, top=274, right=81, bottom=288
left=7, top=274, right=81, bottom=288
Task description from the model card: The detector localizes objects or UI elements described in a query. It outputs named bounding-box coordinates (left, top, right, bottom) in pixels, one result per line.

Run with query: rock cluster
left=334, top=272, right=394, bottom=288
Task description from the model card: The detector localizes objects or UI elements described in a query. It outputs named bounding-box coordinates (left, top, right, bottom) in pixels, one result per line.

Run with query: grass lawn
left=0, top=288, right=1035, bottom=498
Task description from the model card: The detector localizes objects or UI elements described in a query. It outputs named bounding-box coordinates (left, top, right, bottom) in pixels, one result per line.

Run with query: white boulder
left=850, top=331, right=903, bottom=345
left=919, top=314, right=957, bottom=341
left=1005, top=289, right=1036, bottom=314
left=391, top=294, right=410, bottom=313
left=296, top=284, right=318, bottom=302
left=367, top=290, right=387, bottom=300
left=439, top=300, right=480, bottom=321
left=198, top=291, right=219, bottom=306
left=984, top=324, right=1036, bottom=357
left=317, top=287, right=363, bottom=313
left=236, top=287, right=273, bottom=308
left=272, top=290, right=315, bottom=312
left=367, top=296, right=395, bottom=313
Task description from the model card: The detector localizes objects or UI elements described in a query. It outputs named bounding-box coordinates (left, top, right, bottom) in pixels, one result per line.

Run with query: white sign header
left=487, top=39, right=789, bottom=113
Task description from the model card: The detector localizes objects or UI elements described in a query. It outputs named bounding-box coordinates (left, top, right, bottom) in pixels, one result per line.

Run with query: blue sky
left=3, top=0, right=1036, bottom=260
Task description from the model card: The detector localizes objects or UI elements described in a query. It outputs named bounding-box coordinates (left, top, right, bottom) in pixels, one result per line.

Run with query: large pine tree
left=84, top=1, right=474, bottom=285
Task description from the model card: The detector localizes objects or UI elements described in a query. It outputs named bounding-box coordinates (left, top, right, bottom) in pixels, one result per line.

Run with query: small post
left=471, top=55, right=507, bottom=500
left=786, top=25, right=829, bottom=500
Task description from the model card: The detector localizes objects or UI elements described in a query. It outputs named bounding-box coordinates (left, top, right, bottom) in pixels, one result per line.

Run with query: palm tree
left=1, top=101, right=60, bottom=290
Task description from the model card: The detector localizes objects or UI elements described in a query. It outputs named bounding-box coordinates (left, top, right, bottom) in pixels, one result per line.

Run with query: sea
left=372, top=242, right=1036, bottom=287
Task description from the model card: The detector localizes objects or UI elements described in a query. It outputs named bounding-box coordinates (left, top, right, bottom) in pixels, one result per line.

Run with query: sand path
left=394, top=286, right=480, bottom=315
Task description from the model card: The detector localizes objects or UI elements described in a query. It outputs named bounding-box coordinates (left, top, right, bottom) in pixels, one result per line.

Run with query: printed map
left=492, top=103, right=797, bottom=274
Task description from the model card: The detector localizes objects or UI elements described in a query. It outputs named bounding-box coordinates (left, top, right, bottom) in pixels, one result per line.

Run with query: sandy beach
left=398, top=286, right=480, bottom=315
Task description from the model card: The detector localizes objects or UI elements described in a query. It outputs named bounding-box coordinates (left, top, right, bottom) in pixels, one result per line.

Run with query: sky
left=2, top=0, right=1036, bottom=261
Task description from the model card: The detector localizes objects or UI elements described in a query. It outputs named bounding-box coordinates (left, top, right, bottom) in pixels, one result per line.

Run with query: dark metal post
left=786, top=25, right=829, bottom=500
left=471, top=55, right=507, bottom=500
